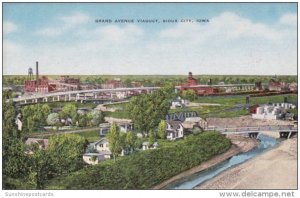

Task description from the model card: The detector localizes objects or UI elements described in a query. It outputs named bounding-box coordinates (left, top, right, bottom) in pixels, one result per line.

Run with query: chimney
left=36, top=61, right=39, bottom=85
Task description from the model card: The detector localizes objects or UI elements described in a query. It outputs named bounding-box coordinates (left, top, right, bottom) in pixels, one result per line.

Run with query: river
left=165, top=134, right=280, bottom=189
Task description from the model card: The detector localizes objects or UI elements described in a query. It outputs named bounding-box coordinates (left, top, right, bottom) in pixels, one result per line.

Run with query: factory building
left=179, top=72, right=219, bottom=95
left=101, top=78, right=124, bottom=89
left=24, top=62, right=81, bottom=93
left=24, top=62, right=56, bottom=93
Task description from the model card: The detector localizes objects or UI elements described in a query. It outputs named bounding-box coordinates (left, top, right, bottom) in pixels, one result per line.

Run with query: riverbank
left=152, top=135, right=259, bottom=189
left=195, top=136, right=297, bottom=189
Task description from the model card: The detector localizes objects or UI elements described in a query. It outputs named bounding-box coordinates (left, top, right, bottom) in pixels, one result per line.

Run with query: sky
left=3, top=3, right=297, bottom=75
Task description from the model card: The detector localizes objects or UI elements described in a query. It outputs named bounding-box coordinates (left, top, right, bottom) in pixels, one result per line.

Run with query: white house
left=83, top=137, right=134, bottom=165
left=252, top=103, right=296, bottom=120
left=83, top=152, right=112, bottom=165
left=83, top=138, right=112, bottom=165
left=94, top=138, right=111, bottom=153
left=166, top=120, right=184, bottom=140
left=171, top=97, right=189, bottom=109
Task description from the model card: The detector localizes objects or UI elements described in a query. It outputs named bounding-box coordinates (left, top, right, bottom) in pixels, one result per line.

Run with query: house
left=94, top=138, right=111, bottom=153
left=99, top=123, right=111, bottom=136
left=251, top=103, right=295, bottom=120
left=142, top=142, right=158, bottom=150
left=83, top=137, right=133, bottom=165
left=83, top=138, right=112, bottom=165
left=171, top=97, right=189, bottom=109
left=184, top=117, right=207, bottom=129
left=83, top=152, right=112, bottom=165
left=100, top=118, right=134, bottom=136
left=166, top=120, right=184, bottom=140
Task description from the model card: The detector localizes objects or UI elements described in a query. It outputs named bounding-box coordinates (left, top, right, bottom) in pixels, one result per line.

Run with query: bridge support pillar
left=279, top=132, right=289, bottom=138
left=64, top=95, right=67, bottom=101
left=43, top=97, right=48, bottom=102
left=248, top=132, right=259, bottom=138
left=57, top=96, right=60, bottom=101
left=287, top=131, right=297, bottom=139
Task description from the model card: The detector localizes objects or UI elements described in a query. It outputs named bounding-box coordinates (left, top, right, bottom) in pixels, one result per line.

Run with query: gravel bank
left=195, top=136, right=297, bottom=189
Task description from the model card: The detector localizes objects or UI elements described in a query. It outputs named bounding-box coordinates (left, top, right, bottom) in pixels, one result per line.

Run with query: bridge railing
left=206, top=125, right=297, bottom=133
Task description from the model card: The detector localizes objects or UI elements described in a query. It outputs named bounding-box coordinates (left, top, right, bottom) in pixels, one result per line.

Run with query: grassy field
left=171, top=94, right=297, bottom=119
left=102, top=94, right=297, bottom=119
left=195, top=94, right=297, bottom=105
left=76, top=130, right=100, bottom=142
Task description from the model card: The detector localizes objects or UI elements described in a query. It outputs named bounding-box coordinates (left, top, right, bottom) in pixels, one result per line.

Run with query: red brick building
left=179, top=72, right=219, bottom=95
left=25, top=76, right=56, bottom=93
left=101, top=79, right=124, bottom=89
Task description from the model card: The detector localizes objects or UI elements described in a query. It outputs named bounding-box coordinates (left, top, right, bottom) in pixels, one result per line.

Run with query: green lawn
left=104, top=110, right=131, bottom=119
left=171, top=94, right=297, bottom=118
left=76, top=130, right=100, bottom=142
left=195, top=94, right=297, bottom=106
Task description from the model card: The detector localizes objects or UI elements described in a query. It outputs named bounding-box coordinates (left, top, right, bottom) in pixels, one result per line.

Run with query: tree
left=78, top=114, right=89, bottom=127
left=47, top=134, right=88, bottom=175
left=3, top=99, right=31, bottom=189
left=41, top=104, right=51, bottom=125
left=88, top=109, right=104, bottom=127
left=28, top=148, right=51, bottom=189
left=106, top=123, right=122, bottom=161
left=157, top=120, right=167, bottom=139
left=46, top=113, right=60, bottom=130
left=148, top=130, right=155, bottom=147
left=3, top=100, right=18, bottom=138
left=21, top=104, right=51, bottom=134
left=60, top=103, right=78, bottom=125
left=126, top=84, right=174, bottom=135
left=125, top=131, right=137, bottom=150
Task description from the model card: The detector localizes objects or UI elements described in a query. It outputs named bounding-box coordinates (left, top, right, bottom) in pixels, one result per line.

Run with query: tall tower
left=36, top=61, right=39, bottom=85
left=28, top=67, right=33, bottom=80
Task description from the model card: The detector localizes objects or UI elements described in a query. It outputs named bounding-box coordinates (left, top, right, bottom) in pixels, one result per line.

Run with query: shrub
left=46, top=132, right=231, bottom=189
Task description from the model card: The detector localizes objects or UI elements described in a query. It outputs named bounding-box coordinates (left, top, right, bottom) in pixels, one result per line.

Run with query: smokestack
left=36, top=61, right=39, bottom=85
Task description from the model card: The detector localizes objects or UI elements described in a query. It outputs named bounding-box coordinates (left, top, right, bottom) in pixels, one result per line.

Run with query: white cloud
left=36, top=12, right=89, bottom=37
left=3, top=21, right=18, bottom=34
left=280, top=13, right=297, bottom=26
left=159, top=12, right=283, bottom=42
left=60, top=12, right=89, bottom=25
left=36, top=27, right=66, bottom=37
